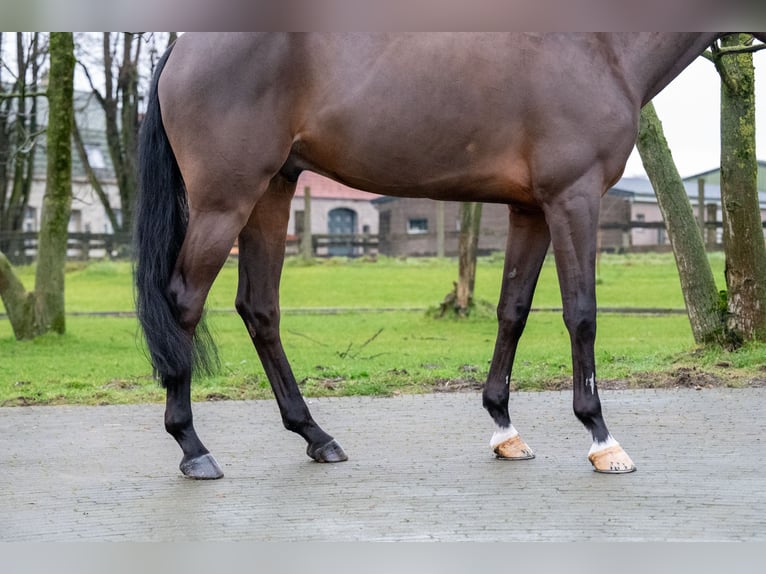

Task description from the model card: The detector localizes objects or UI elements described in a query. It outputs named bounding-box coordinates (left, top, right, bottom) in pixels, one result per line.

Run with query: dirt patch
left=102, top=379, right=140, bottom=391
left=601, top=367, right=766, bottom=391
left=432, top=378, right=484, bottom=393
left=1, top=396, right=37, bottom=407
left=429, top=366, right=766, bottom=394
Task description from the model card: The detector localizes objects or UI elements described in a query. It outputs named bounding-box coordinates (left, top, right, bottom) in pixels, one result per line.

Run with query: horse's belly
left=286, top=135, right=536, bottom=206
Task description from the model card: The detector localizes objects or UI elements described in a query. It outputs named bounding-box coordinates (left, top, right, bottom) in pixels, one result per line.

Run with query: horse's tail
left=134, top=43, right=218, bottom=383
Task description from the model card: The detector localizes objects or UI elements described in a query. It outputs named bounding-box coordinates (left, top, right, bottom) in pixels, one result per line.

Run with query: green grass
left=2, top=252, right=764, bottom=407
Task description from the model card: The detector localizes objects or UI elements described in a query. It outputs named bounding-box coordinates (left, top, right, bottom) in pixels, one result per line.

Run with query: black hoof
left=307, top=439, right=348, bottom=462
left=179, top=453, right=224, bottom=479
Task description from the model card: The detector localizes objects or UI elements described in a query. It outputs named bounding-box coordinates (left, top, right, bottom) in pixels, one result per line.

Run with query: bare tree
left=1, top=33, right=46, bottom=245
left=74, top=32, right=156, bottom=233
left=0, top=33, right=75, bottom=338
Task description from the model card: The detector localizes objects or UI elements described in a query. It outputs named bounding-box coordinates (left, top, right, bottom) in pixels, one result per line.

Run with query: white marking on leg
left=586, top=373, right=595, bottom=394
left=588, top=434, right=619, bottom=456
left=490, top=424, right=519, bottom=448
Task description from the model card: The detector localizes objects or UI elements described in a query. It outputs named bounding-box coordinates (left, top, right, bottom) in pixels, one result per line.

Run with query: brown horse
left=136, top=33, right=764, bottom=479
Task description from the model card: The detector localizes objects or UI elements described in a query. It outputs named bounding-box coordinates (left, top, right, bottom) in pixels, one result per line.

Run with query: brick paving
left=1, top=388, right=764, bottom=541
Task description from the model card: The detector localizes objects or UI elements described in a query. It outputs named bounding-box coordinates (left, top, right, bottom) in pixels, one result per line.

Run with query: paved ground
left=1, top=388, right=765, bottom=541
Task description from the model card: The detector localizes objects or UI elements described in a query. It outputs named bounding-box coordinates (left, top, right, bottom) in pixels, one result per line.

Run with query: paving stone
left=1, top=388, right=764, bottom=541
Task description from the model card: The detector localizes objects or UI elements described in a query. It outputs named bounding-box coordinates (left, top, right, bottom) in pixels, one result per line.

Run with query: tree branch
left=714, top=43, right=766, bottom=57
left=0, top=92, right=48, bottom=100
left=72, top=118, right=121, bottom=232
left=76, top=60, right=106, bottom=108
left=711, top=42, right=737, bottom=92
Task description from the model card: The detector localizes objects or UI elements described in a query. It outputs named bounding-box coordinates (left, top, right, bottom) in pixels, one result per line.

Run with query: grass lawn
left=1, top=252, right=764, bottom=406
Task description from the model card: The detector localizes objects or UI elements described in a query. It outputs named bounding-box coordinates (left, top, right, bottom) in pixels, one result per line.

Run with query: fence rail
left=3, top=219, right=762, bottom=264
left=0, top=231, right=133, bottom=264
left=0, top=231, right=380, bottom=263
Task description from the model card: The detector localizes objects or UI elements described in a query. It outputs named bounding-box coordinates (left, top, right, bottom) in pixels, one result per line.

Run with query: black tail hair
left=134, top=43, right=218, bottom=383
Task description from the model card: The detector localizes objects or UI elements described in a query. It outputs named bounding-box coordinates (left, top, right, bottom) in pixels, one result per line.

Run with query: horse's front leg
left=543, top=178, right=636, bottom=473
left=483, top=206, right=550, bottom=460
left=235, top=176, right=347, bottom=463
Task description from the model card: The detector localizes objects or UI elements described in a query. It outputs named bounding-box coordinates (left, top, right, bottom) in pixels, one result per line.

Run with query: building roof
left=609, top=173, right=766, bottom=208
left=294, top=171, right=383, bottom=201
left=682, top=160, right=766, bottom=193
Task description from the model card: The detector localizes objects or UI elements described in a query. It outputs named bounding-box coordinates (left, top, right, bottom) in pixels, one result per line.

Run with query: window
left=84, top=145, right=106, bottom=169
left=407, top=218, right=428, bottom=234
left=68, top=210, right=82, bottom=233
left=23, top=206, right=37, bottom=232
left=635, top=213, right=646, bottom=234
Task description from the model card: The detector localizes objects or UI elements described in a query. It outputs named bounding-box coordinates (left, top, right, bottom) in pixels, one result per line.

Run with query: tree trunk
left=33, top=32, right=75, bottom=335
left=0, top=32, right=9, bottom=227
left=300, top=186, right=313, bottom=260
left=448, top=202, right=483, bottom=316
left=0, top=33, right=75, bottom=340
left=436, top=201, right=445, bottom=258
left=714, top=34, right=766, bottom=342
left=636, top=102, right=726, bottom=344
left=0, top=250, right=36, bottom=338
left=117, top=33, right=140, bottom=230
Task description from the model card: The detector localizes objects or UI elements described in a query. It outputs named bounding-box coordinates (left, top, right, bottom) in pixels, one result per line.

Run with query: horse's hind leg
left=164, top=203, right=253, bottom=479
left=236, top=175, right=347, bottom=463
left=543, top=174, right=635, bottom=473
left=483, top=207, right=550, bottom=460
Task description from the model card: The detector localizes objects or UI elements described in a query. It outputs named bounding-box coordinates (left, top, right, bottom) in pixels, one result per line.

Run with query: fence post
left=697, top=178, right=705, bottom=237
left=706, top=203, right=718, bottom=249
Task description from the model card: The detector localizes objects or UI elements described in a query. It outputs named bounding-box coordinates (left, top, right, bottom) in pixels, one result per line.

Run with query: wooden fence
left=3, top=220, right=762, bottom=264
left=0, top=232, right=133, bottom=264
left=0, top=231, right=379, bottom=263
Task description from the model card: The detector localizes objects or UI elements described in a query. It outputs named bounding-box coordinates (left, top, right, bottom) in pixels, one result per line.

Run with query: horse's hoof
left=179, top=453, right=224, bottom=479
left=308, top=439, right=348, bottom=463
left=493, top=434, right=535, bottom=460
left=588, top=444, right=636, bottom=474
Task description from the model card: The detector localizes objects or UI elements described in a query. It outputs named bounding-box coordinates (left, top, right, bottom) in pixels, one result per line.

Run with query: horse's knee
left=496, top=302, right=531, bottom=341
left=562, top=301, right=596, bottom=342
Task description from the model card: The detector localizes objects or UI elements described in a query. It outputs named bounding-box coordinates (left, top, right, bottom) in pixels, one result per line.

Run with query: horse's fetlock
left=573, top=400, right=602, bottom=424
left=165, top=411, right=192, bottom=436
left=483, top=385, right=511, bottom=427
left=483, top=386, right=508, bottom=409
